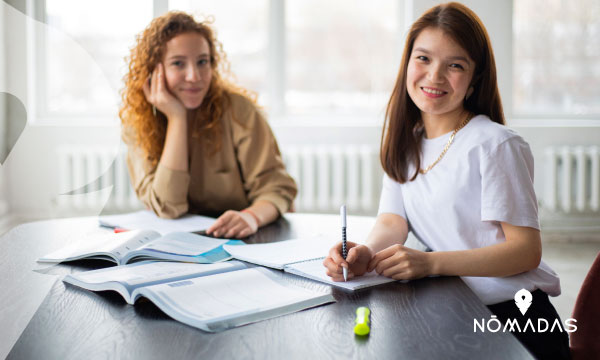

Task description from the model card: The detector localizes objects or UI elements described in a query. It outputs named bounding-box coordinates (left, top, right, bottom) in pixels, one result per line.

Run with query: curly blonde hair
left=119, top=11, right=254, bottom=165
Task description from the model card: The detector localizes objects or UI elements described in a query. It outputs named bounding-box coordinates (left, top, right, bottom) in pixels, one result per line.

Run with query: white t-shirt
left=378, top=115, right=560, bottom=305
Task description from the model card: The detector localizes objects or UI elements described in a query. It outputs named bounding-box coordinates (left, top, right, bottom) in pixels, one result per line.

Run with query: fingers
left=379, top=260, right=423, bottom=280
left=206, top=211, right=235, bottom=237
left=155, top=63, right=165, bottom=94
left=374, top=254, right=401, bottom=275
left=327, top=242, right=346, bottom=265
left=379, top=263, right=408, bottom=280
left=345, top=246, right=358, bottom=263
left=322, top=257, right=341, bottom=277
left=324, top=242, right=368, bottom=281
left=345, top=244, right=369, bottom=264
left=142, top=76, right=151, bottom=102
left=224, top=221, right=248, bottom=239
left=328, top=241, right=359, bottom=265
left=207, top=211, right=259, bottom=239
left=143, top=66, right=159, bottom=105
left=205, top=217, right=222, bottom=235
left=237, top=226, right=255, bottom=239
left=151, top=66, right=159, bottom=99
left=323, top=256, right=354, bottom=281
left=367, top=245, right=400, bottom=272
left=366, top=244, right=426, bottom=280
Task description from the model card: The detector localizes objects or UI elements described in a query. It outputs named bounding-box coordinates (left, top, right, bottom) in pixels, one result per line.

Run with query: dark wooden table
left=2, top=214, right=532, bottom=359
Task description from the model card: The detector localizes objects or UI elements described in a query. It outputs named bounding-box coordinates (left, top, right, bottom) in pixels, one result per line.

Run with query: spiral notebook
left=223, top=239, right=396, bottom=291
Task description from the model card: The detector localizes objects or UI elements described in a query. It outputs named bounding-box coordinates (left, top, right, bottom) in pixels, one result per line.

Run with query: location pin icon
left=514, top=288, right=532, bottom=315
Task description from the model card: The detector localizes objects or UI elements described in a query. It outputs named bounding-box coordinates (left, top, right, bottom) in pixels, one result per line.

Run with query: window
left=286, top=0, right=399, bottom=118
left=513, top=0, right=600, bottom=117
left=34, top=1, right=403, bottom=124
left=41, top=0, right=152, bottom=120
left=168, top=0, right=268, bottom=101
left=172, top=0, right=400, bottom=121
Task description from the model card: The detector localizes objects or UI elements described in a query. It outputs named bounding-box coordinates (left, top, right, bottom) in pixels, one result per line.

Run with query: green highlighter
left=354, top=307, right=371, bottom=336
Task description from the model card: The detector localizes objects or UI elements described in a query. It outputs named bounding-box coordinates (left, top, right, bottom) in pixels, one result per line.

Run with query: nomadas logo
left=474, top=289, right=577, bottom=333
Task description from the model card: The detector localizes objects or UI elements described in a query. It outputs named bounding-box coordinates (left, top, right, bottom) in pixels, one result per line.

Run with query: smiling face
left=163, top=32, right=212, bottom=110
left=406, top=27, right=474, bottom=120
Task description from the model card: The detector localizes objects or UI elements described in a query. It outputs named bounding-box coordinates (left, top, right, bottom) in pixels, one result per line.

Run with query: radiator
left=282, top=145, right=380, bottom=214
left=544, top=146, right=600, bottom=213
left=57, top=146, right=140, bottom=212
left=57, top=145, right=381, bottom=215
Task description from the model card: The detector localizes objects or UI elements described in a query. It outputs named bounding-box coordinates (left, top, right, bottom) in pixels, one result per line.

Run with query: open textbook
left=63, top=261, right=335, bottom=332
left=223, top=239, right=396, bottom=291
left=98, top=210, right=216, bottom=235
left=38, top=229, right=242, bottom=265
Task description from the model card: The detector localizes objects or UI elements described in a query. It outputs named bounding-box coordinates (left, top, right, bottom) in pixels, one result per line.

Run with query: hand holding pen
left=322, top=205, right=374, bottom=281
left=323, top=241, right=373, bottom=282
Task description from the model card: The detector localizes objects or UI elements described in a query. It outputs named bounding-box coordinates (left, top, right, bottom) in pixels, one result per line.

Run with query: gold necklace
left=419, top=113, right=473, bottom=175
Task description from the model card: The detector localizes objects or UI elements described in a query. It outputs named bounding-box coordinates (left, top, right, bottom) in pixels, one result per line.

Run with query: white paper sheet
left=99, top=210, right=215, bottom=235
left=223, top=238, right=334, bottom=269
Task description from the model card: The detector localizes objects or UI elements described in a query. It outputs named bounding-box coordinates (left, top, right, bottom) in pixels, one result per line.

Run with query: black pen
left=341, top=205, right=347, bottom=281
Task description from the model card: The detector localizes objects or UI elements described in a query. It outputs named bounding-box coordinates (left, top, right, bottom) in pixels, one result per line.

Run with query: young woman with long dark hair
left=323, top=3, right=569, bottom=358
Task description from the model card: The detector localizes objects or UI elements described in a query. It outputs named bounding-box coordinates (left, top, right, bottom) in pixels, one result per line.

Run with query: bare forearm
left=365, top=214, right=409, bottom=253
left=429, top=238, right=541, bottom=277
left=159, top=116, right=188, bottom=171
left=246, top=200, right=279, bottom=227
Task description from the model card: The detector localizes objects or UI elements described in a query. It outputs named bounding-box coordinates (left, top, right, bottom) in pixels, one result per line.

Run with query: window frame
left=26, top=0, right=598, bottom=127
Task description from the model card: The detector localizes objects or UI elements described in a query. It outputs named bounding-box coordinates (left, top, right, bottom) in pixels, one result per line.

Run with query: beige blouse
left=125, top=92, right=297, bottom=219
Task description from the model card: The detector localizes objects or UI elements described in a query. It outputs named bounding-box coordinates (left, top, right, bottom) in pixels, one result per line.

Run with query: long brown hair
left=119, top=11, right=254, bottom=165
left=381, top=2, right=504, bottom=183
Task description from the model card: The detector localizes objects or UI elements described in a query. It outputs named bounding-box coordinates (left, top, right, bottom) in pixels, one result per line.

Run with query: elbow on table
left=155, top=210, right=183, bottom=220
left=146, top=199, right=188, bottom=220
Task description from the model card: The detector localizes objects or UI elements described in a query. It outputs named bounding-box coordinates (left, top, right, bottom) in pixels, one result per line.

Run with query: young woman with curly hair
left=120, top=11, right=297, bottom=238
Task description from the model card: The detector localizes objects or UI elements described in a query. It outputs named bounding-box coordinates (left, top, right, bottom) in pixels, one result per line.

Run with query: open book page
left=37, top=229, right=159, bottom=264
left=63, top=261, right=248, bottom=304
left=284, top=258, right=397, bottom=291
left=137, top=232, right=229, bottom=256
left=98, top=210, right=216, bottom=235
left=222, top=238, right=334, bottom=269
left=139, top=267, right=335, bottom=332
left=191, top=240, right=245, bottom=263
left=122, top=232, right=241, bottom=263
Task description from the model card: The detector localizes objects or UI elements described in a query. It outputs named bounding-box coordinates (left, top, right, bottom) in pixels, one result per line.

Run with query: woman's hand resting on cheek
left=142, top=63, right=186, bottom=120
